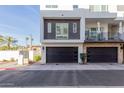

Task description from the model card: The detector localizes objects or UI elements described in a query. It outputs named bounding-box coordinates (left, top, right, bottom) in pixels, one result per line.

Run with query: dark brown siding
left=44, top=19, right=80, bottom=39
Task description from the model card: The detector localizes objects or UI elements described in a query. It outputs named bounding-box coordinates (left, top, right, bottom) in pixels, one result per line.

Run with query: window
left=90, top=28, right=97, bottom=39
left=73, top=23, right=77, bottom=33
left=91, top=5, right=101, bottom=11
left=89, top=5, right=108, bottom=12
left=73, top=5, right=78, bottom=9
left=117, top=5, right=124, bottom=11
left=101, top=5, right=108, bottom=12
left=56, top=23, right=68, bottom=40
left=46, top=5, right=58, bottom=8
left=47, top=23, right=51, bottom=33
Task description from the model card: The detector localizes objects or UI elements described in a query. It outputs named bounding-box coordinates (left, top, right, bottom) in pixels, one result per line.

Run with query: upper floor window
left=46, top=5, right=58, bottom=8
left=73, top=23, right=77, bottom=33
left=56, top=23, right=68, bottom=40
left=47, top=23, right=52, bottom=33
left=89, top=5, right=108, bottom=12
left=73, top=5, right=78, bottom=9
left=117, top=5, right=124, bottom=11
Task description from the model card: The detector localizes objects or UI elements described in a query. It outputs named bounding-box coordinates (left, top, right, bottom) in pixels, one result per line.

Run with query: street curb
left=0, top=68, right=16, bottom=71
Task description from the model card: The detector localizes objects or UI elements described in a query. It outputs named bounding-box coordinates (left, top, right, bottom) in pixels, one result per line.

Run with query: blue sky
left=0, top=5, right=40, bottom=46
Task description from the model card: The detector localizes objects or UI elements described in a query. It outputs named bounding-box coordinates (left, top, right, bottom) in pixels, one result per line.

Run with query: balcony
left=85, top=31, right=105, bottom=41
left=85, top=30, right=123, bottom=42
left=85, top=18, right=124, bottom=43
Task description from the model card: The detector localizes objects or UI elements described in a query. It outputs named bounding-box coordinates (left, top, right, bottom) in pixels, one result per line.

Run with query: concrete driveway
left=17, top=62, right=124, bottom=70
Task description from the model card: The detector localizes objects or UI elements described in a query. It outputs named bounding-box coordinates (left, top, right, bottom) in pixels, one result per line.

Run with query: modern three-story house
left=41, top=5, right=124, bottom=64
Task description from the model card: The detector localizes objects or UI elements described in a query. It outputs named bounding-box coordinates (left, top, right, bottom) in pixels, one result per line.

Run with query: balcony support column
left=80, top=17, right=85, bottom=41
left=97, top=21, right=101, bottom=40
left=119, top=21, right=124, bottom=40
left=97, top=21, right=101, bottom=33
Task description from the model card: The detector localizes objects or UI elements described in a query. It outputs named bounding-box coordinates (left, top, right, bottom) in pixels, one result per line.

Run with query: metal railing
left=85, top=31, right=121, bottom=41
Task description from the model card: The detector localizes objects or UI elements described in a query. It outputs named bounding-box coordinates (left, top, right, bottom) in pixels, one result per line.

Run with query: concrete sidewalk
left=0, top=62, right=28, bottom=70
left=0, top=62, right=17, bottom=68
left=17, top=62, right=124, bottom=70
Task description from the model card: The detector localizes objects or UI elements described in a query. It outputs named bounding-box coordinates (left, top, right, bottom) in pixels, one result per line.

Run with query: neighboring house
left=41, top=5, right=124, bottom=64
left=31, top=45, right=41, bottom=51
left=30, top=45, right=42, bottom=55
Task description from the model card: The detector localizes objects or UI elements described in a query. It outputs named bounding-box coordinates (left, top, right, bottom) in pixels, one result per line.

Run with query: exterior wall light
left=120, top=44, right=124, bottom=49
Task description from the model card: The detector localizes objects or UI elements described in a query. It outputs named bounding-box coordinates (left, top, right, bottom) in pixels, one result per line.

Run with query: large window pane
left=89, top=5, right=108, bottom=12
left=73, top=23, right=77, bottom=33
left=47, top=23, right=52, bottom=33
left=93, top=6, right=101, bottom=11
left=56, top=23, right=68, bottom=40
left=101, top=5, right=108, bottom=12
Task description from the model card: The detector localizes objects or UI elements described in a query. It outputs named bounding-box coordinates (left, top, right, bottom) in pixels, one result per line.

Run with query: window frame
left=89, top=5, right=108, bottom=12
left=73, top=23, right=77, bottom=33
left=45, top=5, right=58, bottom=8
left=56, top=23, right=69, bottom=40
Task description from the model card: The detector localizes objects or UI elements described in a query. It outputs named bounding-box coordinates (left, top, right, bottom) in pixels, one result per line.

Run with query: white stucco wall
left=29, top=51, right=34, bottom=61
left=0, top=51, right=34, bottom=61
left=0, top=51, right=19, bottom=61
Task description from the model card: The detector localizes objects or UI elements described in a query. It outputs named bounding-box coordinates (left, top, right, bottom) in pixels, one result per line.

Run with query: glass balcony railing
left=85, top=30, right=105, bottom=41
left=85, top=31, right=121, bottom=41
left=108, top=32, right=123, bottom=40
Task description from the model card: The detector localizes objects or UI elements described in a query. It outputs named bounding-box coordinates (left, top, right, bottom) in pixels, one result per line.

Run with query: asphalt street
left=0, top=70, right=124, bottom=87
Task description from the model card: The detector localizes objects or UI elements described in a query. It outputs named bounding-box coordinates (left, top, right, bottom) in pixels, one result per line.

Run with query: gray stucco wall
left=44, top=19, right=80, bottom=39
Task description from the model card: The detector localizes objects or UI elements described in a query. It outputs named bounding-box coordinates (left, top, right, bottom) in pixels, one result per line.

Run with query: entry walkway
left=17, top=62, right=124, bottom=70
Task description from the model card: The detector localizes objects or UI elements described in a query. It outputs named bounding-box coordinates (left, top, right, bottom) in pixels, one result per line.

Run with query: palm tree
left=0, top=36, right=5, bottom=46
left=0, top=37, right=3, bottom=43
left=26, top=35, right=34, bottom=50
left=5, top=36, right=18, bottom=49
left=0, top=36, right=18, bottom=50
left=25, top=37, right=29, bottom=47
left=30, top=35, right=33, bottom=49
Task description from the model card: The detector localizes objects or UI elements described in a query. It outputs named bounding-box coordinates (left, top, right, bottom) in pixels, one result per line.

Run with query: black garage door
left=46, top=47, right=78, bottom=63
left=87, top=47, right=118, bottom=63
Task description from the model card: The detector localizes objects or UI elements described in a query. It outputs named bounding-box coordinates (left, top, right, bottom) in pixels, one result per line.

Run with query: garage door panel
left=46, top=47, right=78, bottom=63
left=87, top=47, right=118, bottom=63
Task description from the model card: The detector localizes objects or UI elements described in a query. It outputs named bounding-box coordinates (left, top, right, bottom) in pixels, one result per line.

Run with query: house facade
left=41, top=5, right=124, bottom=64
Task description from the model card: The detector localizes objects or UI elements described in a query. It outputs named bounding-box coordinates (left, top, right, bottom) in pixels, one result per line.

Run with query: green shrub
left=10, top=58, right=16, bottom=62
left=3, top=59, right=9, bottom=62
left=80, top=53, right=87, bottom=61
left=80, top=53, right=87, bottom=63
left=33, top=55, right=41, bottom=62
left=2, top=58, right=16, bottom=62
